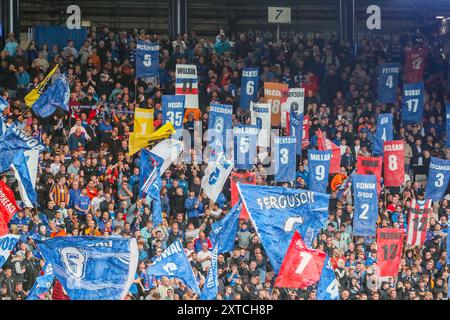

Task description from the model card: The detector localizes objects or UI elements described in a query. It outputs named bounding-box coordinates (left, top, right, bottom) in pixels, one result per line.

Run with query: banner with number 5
left=383, top=140, right=405, bottom=187
left=352, top=174, right=378, bottom=237
left=401, top=81, right=424, bottom=123
left=376, top=228, right=404, bottom=277
left=307, top=149, right=331, bottom=193
left=136, top=41, right=159, bottom=78
left=239, top=68, right=259, bottom=110
left=425, top=157, right=450, bottom=201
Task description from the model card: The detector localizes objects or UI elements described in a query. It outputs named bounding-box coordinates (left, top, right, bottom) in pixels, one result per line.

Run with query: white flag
left=281, top=88, right=304, bottom=128
left=150, top=139, right=184, bottom=175
left=250, top=102, right=271, bottom=148
left=201, top=155, right=234, bottom=203
left=12, top=149, right=39, bottom=208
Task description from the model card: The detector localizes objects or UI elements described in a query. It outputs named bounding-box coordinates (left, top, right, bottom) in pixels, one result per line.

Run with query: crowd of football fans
left=0, top=25, right=449, bottom=300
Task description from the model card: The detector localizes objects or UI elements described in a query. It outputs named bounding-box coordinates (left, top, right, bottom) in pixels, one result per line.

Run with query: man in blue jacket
left=184, top=190, right=203, bottom=228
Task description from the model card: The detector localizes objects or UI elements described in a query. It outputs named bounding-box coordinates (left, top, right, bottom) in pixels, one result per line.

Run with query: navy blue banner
left=446, top=103, right=450, bottom=149
left=162, top=95, right=185, bottom=139
left=307, top=149, right=331, bottom=193
left=274, top=136, right=297, bottom=183
left=136, top=41, right=159, bottom=78
left=352, top=174, right=378, bottom=237
left=402, top=82, right=424, bottom=123
left=378, top=63, right=400, bottom=103
left=233, top=125, right=259, bottom=170
left=425, top=157, right=450, bottom=201
left=207, top=103, right=233, bottom=159
left=239, top=68, right=259, bottom=110
left=373, top=113, right=393, bottom=155
left=290, top=113, right=304, bottom=155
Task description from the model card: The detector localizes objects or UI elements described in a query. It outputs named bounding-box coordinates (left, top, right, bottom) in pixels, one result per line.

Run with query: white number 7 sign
left=295, top=251, right=312, bottom=275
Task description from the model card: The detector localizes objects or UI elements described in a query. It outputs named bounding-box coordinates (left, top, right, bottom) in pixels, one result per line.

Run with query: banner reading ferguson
left=236, top=183, right=329, bottom=273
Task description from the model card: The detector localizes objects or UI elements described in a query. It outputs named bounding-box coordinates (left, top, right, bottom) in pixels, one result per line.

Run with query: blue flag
left=373, top=113, right=393, bottom=155
left=209, top=200, right=241, bottom=253
left=208, top=103, right=233, bottom=160
left=425, top=157, right=450, bottom=201
left=274, top=136, right=297, bottom=183
left=377, top=63, right=400, bottom=103
left=200, top=244, right=218, bottom=300
left=139, top=148, right=157, bottom=199
left=0, top=123, right=44, bottom=153
left=446, top=103, right=450, bottom=149
left=352, top=174, right=378, bottom=237
left=36, top=236, right=138, bottom=300
left=141, top=152, right=164, bottom=226
left=27, top=262, right=55, bottom=300
left=12, top=150, right=37, bottom=205
left=0, top=114, right=7, bottom=137
left=0, top=234, right=19, bottom=268
left=317, top=256, right=340, bottom=300
left=136, top=41, right=159, bottom=78
left=0, top=96, right=8, bottom=111
left=236, top=183, right=330, bottom=273
left=307, top=149, right=331, bottom=193
left=162, top=95, right=185, bottom=139
left=32, top=74, right=70, bottom=118
left=447, top=232, right=450, bottom=266
left=147, top=239, right=200, bottom=294
left=290, top=113, right=304, bottom=155
left=402, top=82, right=424, bottom=123
left=239, top=68, right=259, bottom=110
left=233, top=125, right=258, bottom=170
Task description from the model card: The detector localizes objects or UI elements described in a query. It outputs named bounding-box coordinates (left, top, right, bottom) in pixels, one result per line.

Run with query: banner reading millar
left=176, top=64, right=199, bottom=109
left=264, top=82, right=288, bottom=127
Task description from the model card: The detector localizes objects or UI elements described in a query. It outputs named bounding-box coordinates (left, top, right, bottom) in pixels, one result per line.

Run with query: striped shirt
left=50, top=184, right=70, bottom=206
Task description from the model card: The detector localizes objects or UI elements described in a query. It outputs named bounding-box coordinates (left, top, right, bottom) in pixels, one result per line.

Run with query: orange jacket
left=330, top=173, right=347, bottom=192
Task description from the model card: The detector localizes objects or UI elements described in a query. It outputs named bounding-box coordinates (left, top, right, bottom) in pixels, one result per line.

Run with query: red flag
left=404, top=47, right=427, bottom=83
left=230, top=172, right=256, bottom=220
left=52, top=279, right=70, bottom=300
left=275, top=231, right=326, bottom=289
left=285, top=112, right=291, bottom=136
left=317, top=129, right=340, bottom=173
left=406, top=199, right=432, bottom=247
left=356, top=155, right=382, bottom=194
left=302, top=115, right=310, bottom=149
left=376, top=228, right=404, bottom=277
left=0, top=180, right=19, bottom=236
left=383, top=140, right=405, bottom=187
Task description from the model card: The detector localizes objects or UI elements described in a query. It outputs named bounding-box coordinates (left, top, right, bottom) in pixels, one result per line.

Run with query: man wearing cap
left=4, top=33, right=18, bottom=57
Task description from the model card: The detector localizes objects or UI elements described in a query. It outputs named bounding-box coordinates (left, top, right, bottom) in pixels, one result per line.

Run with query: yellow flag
left=134, top=107, right=154, bottom=136
left=149, top=122, right=175, bottom=142
left=24, top=64, right=59, bottom=107
left=128, top=122, right=176, bottom=156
